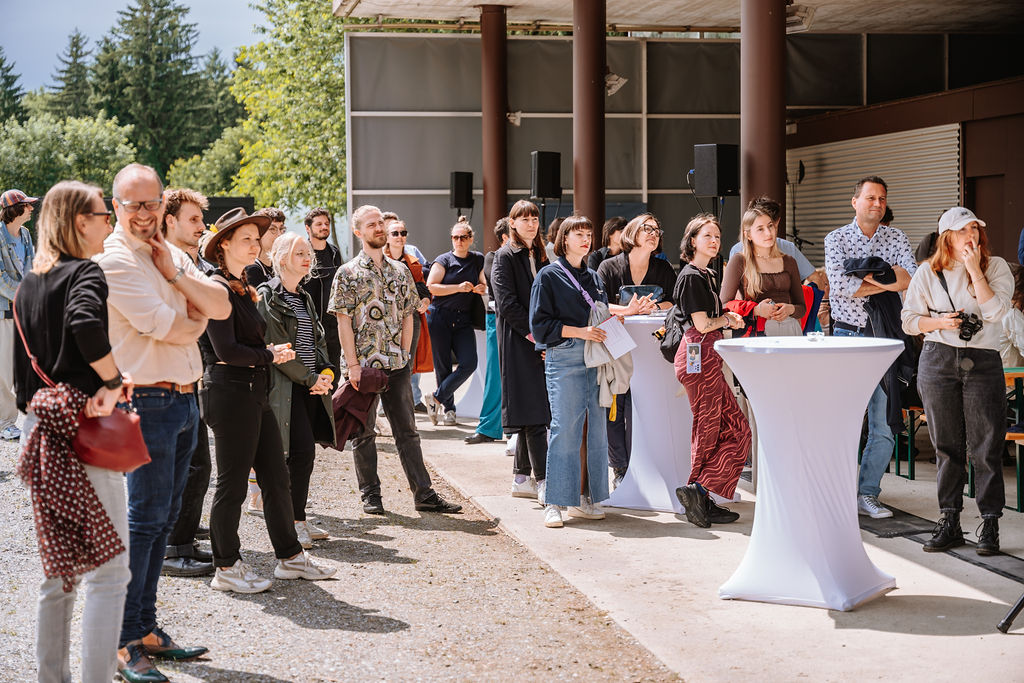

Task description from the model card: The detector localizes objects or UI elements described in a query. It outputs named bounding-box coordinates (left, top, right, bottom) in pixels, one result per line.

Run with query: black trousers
left=350, top=364, right=434, bottom=503
left=512, top=424, right=547, bottom=481
left=606, top=390, right=632, bottom=471
left=288, top=383, right=320, bottom=522
left=165, top=396, right=211, bottom=555
left=203, top=365, right=303, bottom=566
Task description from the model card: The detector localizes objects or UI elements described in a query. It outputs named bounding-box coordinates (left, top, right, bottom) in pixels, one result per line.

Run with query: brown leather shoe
left=117, top=641, right=168, bottom=682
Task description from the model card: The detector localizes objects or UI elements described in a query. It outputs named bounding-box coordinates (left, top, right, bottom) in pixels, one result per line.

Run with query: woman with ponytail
left=200, top=209, right=336, bottom=594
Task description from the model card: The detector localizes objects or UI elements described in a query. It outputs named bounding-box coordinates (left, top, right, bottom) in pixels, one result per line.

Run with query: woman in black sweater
left=201, top=209, right=335, bottom=594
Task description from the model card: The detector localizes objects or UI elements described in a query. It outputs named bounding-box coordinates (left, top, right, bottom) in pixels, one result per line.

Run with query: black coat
left=491, top=242, right=551, bottom=428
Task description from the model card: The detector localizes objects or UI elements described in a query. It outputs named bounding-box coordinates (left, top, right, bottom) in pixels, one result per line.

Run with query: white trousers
left=0, top=319, right=19, bottom=428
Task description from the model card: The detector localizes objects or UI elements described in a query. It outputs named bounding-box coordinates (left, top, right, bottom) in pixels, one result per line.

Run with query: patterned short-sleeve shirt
left=328, top=250, right=418, bottom=371
left=824, top=220, right=918, bottom=328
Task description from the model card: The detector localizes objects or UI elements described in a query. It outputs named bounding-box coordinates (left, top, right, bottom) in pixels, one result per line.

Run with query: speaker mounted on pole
left=531, top=151, right=561, bottom=200
left=693, top=144, right=739, bottom=197
left=450, top=171, right=474, bottom=210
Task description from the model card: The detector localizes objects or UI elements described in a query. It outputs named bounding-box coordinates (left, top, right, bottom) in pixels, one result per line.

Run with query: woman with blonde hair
left=257, top=231, right=337, bottom=549
left=721, top=207, right=805, bottom=336
left=14, top=180, right=135, bottom=682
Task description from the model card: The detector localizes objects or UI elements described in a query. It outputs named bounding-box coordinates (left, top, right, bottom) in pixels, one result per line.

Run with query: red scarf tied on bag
left=16, top=383, right=125, bottom=592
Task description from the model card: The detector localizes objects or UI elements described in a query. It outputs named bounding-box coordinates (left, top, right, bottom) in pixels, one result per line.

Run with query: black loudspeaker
left=450, top=171, right=474, bottom=209
left=531, top=151, right=561, bottom=200
left=693, top=143, right=739, bottom=197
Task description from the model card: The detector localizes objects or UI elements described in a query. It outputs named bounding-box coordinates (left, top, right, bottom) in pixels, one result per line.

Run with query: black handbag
left=658, top=305, right=685, bottom=363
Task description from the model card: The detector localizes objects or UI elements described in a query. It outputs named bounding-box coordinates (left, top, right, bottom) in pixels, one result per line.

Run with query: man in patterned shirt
left=824, top=176, right=917, bottom=520
left=330, top=205, right=462, bottom=516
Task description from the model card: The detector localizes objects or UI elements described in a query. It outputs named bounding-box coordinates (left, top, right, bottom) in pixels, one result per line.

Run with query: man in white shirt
left=96, top=164, right=230, bottom=682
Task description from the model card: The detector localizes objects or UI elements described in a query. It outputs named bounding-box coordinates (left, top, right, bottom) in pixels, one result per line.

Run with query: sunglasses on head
left=452, top=234, right=471, bottom=241
left=390, top=230, right=408, bottom=237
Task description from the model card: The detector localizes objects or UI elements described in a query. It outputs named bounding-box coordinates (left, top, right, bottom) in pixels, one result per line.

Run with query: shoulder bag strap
left=12, top=297, right=57, bottom=388
left=554, top=260, right=597, bottom=311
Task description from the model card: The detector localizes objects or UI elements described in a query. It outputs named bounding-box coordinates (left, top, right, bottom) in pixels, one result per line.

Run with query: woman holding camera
left=901, top=207, right=1013, bottom=556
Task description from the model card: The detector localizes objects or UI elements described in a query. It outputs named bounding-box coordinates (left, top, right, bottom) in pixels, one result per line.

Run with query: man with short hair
left=160, top=187, right=215, bottom=579
left=824, top=175, right=917, bottom=520
left=729, top=195, right=815, bottom=281
left=304, top=208, right=342, bottom=371
left=245, top=207, right=286, bottom=286
left=330, top=205, right=462, bottom=516
left=0, top=189, right=37, bottom=441
left=97, top=164, right=231, bottom=682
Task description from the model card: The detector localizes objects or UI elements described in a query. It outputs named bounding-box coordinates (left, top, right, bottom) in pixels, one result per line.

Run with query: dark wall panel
left=867, top=34, right=944, bottom=105
left=648, top=42, right=740, bottom=114
left=949, top=34, right=1024, bottom=90
left=508, top=39, right=573, bottom=113
left=647, top=118, right=740, bottom=190
left=787, top=34, right=863, bottom=106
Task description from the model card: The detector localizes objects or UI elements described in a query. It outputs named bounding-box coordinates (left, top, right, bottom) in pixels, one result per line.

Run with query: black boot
left=923, top=512, right=964, bottom=552
left=976, top=518, right=1000, bottom=556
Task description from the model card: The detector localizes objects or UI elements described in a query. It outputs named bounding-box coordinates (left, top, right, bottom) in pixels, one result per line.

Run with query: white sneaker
left=211, top=560, right=271, bottom=593
left=858, top=494, right=893, bottom=519
left=274, top=552, right=337, bottom=580
left=443, top=410, right=457, bottom=426
left=544, top=504, right=563, bottom=528
left=423, top=393, right=441, bottom=425
left=246, top=491, right=264, bottom=517
left=511, top=477, right=538, bottom=499
left=537, top=479, right=546, bottom=506
left=569, top=494, right=606, bottom=520
left=294, top=521, right=313, bottom=549
left=0, top=425, right=21, bottom=441
left=306, top=520, right=329, bottom=540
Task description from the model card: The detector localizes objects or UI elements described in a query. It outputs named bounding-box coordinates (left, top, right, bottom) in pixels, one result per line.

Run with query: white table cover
left=603, top=316, right=693, bottom=513
left=715, top=336, right=903, bottom=611
left=455, top=329, right=488, bottom=419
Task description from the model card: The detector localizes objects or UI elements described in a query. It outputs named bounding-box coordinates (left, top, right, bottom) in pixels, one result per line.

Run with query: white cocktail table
left=714, top=336, right=903, bottom=611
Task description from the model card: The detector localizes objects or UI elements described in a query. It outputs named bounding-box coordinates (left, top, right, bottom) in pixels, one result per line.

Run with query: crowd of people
left=1, top=166, right=1016, bottom=682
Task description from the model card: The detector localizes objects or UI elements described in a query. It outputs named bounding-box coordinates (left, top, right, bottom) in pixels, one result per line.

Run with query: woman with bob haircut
left=13, top=180, right=133, bottom=683
left=672, top=213, right=749, bottom=528
left=721, top=206, right=806, bottom=336
left=901, top=207, right=1012, bottom=556
left=491, top=199, right=550, bottom=500
left=529, top=215, right=647, bottom=529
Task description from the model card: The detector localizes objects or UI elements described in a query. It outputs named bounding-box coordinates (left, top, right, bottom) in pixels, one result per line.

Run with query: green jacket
left=256, top=278, right=337, bottom=459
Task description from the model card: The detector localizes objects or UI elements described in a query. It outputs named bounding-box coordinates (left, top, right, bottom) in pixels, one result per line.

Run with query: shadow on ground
left=831, top=594, right=1018, bottom=636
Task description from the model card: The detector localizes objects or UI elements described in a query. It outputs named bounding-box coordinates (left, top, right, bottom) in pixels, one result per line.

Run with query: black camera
left=954, top=311, right=983, bottom=341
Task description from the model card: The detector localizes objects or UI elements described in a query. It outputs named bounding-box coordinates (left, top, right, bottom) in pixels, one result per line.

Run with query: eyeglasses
left=452, top=234, right=471, bottom=241
left=391, top=230, right=408, bottom=237
left=115, top=197, right=163, bottom=213
left=84, top=210, right=113, bottom=218
left=640, top=225, right=663, bottom=236
left=267, top=225, right=286, bottom=234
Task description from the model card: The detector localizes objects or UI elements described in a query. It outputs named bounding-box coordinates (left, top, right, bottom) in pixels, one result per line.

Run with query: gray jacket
left=0, top=223, right=35, bottom=312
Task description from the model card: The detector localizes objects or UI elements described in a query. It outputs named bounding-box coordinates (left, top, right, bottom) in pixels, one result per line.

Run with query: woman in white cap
left=901, top=207, right=1013, bottom=556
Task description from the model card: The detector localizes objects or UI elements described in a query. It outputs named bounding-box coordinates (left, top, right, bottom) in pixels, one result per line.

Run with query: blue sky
left=6, top=1, right=265, bottom=91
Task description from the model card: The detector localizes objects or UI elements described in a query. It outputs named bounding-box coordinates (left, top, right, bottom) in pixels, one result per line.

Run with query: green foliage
left=0, top=47, right=25, bottom=123
left=49, top=30, right=93, bottom=120
left=0, top=113, right=136, bottom=200
left=232, top=0, right=347, bottom=215
left=167, top=125, right=246, bottom=196
left=21, top=89, right=56, bottom=119
left=88, top=0, right=202, bottom=177
left=193, top=48, right=246, bottom=152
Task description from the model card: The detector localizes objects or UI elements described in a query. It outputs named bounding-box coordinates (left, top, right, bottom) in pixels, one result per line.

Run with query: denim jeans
left=350, top=364, right=435, bottom=503
left=543, top=339, right=609, bottom=507
left=24, top=413, right=131, bottom=683
left=477, top=312, right=504, bottom=439
left=166, top=398, right=211, bottom=553
left=834, top=327, right=895, bottom=497
left=427, top=307, right=478, bottom=412
left=917, top=341, right=1005, bottom=517
left=120, top=389, right=198, bottom=647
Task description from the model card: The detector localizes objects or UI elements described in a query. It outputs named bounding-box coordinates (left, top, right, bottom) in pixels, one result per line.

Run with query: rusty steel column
left=480, top=5, right=507, bottom=252
left=740, top=0, right=787, bottom=233
left=573, top=0, right=606, bottom=229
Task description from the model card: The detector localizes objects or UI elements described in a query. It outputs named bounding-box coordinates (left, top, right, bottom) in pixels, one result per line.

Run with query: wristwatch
left=103, top=373, right=124, bottom=390
left=167, top=264, right=186, bottom=285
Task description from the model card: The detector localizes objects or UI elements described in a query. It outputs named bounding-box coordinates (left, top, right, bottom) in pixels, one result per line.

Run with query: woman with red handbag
left=13, top=180, right=136, bottom=683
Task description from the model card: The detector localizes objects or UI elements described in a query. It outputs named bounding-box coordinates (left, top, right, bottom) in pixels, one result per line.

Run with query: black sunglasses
left=452, top=234, right=471, bottom=241
left=390, top=230, right=408, bottom=237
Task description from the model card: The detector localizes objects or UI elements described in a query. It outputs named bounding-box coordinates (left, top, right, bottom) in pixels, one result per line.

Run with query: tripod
left=997, top=589, right=1024, bottom=633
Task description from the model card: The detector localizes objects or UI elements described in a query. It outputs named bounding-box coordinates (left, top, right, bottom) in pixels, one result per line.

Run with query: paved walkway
left=416, top=412, right=1024, bottom=682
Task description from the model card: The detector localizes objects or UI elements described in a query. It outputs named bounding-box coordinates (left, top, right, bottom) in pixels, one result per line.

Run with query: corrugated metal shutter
left=784, top=123, right=961, bottom=266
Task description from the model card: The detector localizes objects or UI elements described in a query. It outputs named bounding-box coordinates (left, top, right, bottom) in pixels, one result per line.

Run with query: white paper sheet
left=597, top=316, right=637, bottom=360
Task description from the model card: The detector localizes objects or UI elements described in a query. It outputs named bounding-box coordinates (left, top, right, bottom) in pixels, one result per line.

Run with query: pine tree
left=0, top=47, right=25, bottom=123
left=49, top=30, right=93, bottom=119
left=193, top=48, right=245, bottom=151
left=88, top=0, right=201, bottom=176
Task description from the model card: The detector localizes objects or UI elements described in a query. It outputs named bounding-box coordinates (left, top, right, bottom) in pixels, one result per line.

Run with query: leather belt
left=833, top=320, right=871, bottom=335
left=136, top=381, right=195, bottom=394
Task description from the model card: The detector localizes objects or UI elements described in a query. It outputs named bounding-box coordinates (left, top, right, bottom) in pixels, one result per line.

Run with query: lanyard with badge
left=686, top=267, right=720, bottom=374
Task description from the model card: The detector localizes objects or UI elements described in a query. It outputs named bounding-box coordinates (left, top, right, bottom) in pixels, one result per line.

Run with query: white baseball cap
left=938, top=207, right=986, bottom=234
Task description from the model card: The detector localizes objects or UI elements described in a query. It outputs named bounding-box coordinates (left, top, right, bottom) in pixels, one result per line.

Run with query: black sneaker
left=675, top=484, right=710, bottom=528
left=194, top=526, right=210, bottom=540
left=976, top=518, right=1000, bottom=556
left=161, top=556, right=214, bottom=577
left=414, top=402, right=428, bottom=414
left=362, top=495, right=385, bottom=515
left=923, top=513, right=964, bottom=552
left=414, top=492, right=463, bottom=513
left=707, top=499, right=740, bottom=524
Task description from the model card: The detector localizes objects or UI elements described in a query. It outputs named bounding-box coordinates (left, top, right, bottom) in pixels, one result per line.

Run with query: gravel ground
left=0, top=424, right=676, bottom=682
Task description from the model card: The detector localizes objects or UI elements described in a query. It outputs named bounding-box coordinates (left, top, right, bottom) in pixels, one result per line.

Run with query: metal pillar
left=480, top=5, right=507, bottom=253
left=573, top=0, right=606, bottom=229
left=740, top=0, right=786, bottom=233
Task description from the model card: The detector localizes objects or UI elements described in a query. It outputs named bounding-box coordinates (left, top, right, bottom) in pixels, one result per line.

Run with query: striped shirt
left=281, top=290, right=317, bottom=371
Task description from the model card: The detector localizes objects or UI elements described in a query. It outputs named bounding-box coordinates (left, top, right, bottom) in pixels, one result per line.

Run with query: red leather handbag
left=13, top=301, right=150, bottom=472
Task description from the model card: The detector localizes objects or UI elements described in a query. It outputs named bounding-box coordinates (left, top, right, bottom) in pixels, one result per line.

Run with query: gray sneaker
left=857, top=495, right=893, bottom=519
left=443, top=410, right=457, bottom=426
